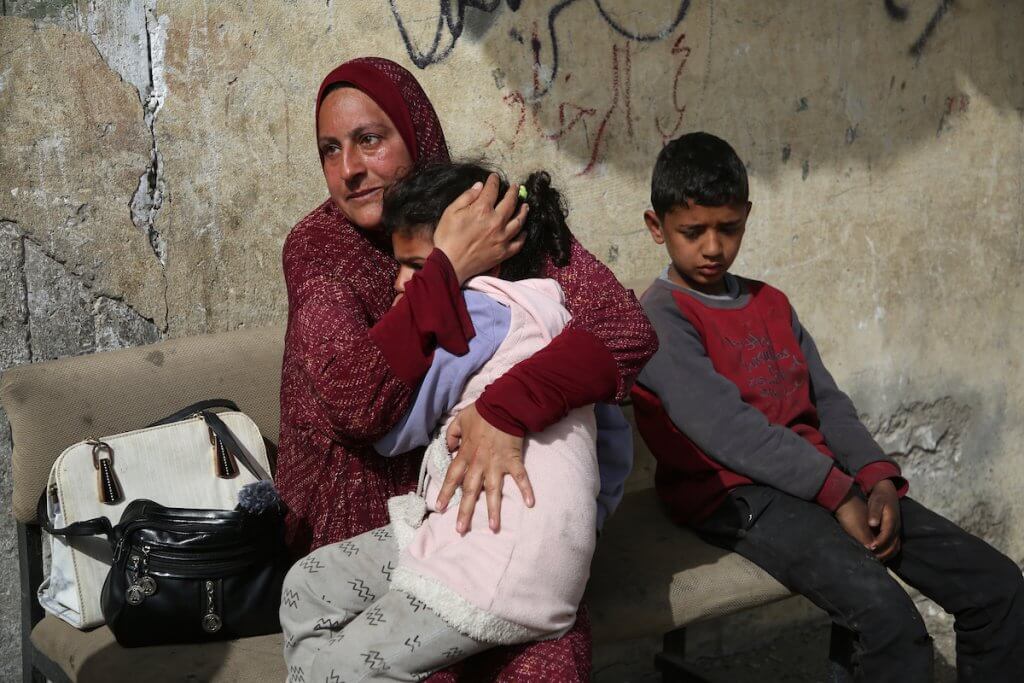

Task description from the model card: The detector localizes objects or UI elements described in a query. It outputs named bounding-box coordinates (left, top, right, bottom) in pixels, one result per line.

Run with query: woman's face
left=317, top=87, right=413, bottom=230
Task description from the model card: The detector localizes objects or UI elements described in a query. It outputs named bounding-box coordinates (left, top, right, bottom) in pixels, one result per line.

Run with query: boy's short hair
left=651, top=132, right=748, bottom=216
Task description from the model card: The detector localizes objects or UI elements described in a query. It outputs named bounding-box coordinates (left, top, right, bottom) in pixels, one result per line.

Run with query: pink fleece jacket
left=387, top=276, right=599, bottom=644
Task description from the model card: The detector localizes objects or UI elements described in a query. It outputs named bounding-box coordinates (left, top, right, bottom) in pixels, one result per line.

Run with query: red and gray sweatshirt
left=632, top=273, right=907, bottom=525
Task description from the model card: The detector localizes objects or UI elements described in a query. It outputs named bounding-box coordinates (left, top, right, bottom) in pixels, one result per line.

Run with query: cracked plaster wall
left=1, top=0, right=1023, bottom=678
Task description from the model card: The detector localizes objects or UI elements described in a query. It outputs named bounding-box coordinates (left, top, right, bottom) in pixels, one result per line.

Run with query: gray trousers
left=696, top=486, right=1024, bottom=682
left=280, top=525, right=490, bottom=682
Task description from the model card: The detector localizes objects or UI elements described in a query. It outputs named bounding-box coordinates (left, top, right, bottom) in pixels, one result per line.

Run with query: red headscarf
left=314, top=57, right=450, bottom=166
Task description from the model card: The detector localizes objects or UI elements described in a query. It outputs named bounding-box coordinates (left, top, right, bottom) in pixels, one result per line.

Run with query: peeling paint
left=129, top=3, right=169, bottom=266
left=866, top=397, right=971, bottom=479
left=22, top=236, right=160, bottom=360
left=0, top=220, right=31, bottom=369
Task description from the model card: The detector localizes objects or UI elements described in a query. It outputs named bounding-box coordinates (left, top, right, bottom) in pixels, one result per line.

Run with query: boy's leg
left=888, top=497, right=1024, bottom=682
left=310, top=589, right=491, bottom=682
left=695, top=486, right=933, bottom=683
left=280, top=525, right=398, bottom=683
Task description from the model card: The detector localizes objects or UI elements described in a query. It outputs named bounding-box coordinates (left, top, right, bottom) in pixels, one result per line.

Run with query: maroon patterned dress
left=277, top=57, right=657, bottom=681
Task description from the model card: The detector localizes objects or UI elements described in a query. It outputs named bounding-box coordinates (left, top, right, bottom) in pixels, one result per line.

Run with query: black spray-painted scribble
left=884, top=0, right=955, bottom=57
left=535, top=0, right=689, bottom=97
left=390, top=0, right=690, bottom=96
left=883, top=0, right=910, bottom=21
left=389, top=0, right=523, bottom=69
left=593, top=0, right=691, bottom=41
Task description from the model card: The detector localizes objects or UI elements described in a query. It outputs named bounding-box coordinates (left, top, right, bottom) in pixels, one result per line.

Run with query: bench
left=2, top=323, right=792, bottom=682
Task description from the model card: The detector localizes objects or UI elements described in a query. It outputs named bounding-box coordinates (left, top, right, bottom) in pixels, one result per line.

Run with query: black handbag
left=38, top=401, right=289, bottom=647
left=100, top=495, right=288, bottom=646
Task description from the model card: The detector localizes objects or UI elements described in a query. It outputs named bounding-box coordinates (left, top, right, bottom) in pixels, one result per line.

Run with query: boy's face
left=644, top=201, right=751, bottom=294
left=391, top=229, right=435, bottom=304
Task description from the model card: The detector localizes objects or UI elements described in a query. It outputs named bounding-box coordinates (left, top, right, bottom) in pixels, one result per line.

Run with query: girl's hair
left=382, top=161, right=572, bottom=281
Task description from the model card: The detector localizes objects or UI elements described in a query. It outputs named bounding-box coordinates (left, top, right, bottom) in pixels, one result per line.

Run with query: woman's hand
left=436, top=403, right=534, bottom=534
left=433, top=174, right=528, bottom=284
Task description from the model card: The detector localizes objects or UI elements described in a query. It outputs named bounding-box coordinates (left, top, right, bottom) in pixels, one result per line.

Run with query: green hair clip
left=518, top=185, right=528, bottom=200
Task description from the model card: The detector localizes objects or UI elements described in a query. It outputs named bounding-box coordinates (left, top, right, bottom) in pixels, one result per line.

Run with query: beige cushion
left=31, top=617, right=286, bottom=682
left=1, top=325, right=286, bottom=523
left=29, top=490, right=788, bottom=679
left=14, top=295, right=792, bottom=673
left=588, top=490, right=791, bottom=642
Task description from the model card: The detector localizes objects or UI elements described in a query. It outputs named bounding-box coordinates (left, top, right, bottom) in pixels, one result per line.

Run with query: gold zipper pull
left=91, top=441, right=122, bottom=504
left=209, top=427, right=238, bottom=479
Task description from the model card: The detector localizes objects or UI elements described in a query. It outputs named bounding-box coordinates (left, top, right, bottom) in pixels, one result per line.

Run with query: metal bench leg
left=827, top=622, right=857, bottom=683
left=18, top=523, right=46, bottom=683
left=654, top=627, right=712, bottom=683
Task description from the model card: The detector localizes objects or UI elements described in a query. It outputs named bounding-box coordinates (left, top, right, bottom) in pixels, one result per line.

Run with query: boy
left=632, top=132, right=1023, bottom=681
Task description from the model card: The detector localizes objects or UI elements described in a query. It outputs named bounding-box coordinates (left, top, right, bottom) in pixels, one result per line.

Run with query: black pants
left=694, top=486, right=1024, bottom=682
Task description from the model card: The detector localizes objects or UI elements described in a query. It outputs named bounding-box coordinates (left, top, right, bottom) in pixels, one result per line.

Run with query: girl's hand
left=436, top=403, right=534, bottom=534
left=433, top=174, right=528, bottom=284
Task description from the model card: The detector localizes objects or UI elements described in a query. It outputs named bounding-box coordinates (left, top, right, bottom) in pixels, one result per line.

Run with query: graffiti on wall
left=390, top=1, right=691, bottom=174
left=389, top=0, right=523, bottom=69
left=884, top=0, right=955, bottom=57
left=390, top=0, right=689, bottom=82
left=389, top=1, right=959, bottom=174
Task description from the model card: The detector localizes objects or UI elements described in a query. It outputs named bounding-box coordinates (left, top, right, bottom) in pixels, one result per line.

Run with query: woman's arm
left=285, top=177, right=526, bottom=447
left=374, top=293, right=511, bottom=456
left=285, top=228, right=472, bottom=444
left=476, top=235, right=657, bottom=435
left=437, top=234, right=657, bottom=532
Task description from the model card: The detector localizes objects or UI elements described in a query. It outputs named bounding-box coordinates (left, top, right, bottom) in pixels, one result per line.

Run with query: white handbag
left=36, top=400, right=273, bottom=629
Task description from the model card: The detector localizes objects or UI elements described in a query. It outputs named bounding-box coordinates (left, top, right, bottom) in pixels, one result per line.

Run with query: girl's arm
left=594, top=402, right=634, bottom=530
left=374, top=292, right=511, bottom=456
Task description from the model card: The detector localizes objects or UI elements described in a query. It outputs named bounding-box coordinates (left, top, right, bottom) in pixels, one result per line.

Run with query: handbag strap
left=36, top=493, right=112, bottom=539
left=201, top=410, right=271, bottom=482
left=35, top=399, right=269, bottom=535
left=147, top=399, right=240, bottom=427
left=147, top=399, right=268, bottom=480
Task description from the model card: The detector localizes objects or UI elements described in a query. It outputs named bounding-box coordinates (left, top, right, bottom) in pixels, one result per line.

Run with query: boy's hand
left=834, top=490, right=875, bottom=550
left=436, top=403, right=534, bottom=534
left=433, top=174, right=528, bottom=285
left=867, top=479, right=902, bottom=562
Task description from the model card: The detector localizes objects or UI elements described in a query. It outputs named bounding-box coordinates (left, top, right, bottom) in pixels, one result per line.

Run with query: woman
left=277, top=57, right=656, bottom=680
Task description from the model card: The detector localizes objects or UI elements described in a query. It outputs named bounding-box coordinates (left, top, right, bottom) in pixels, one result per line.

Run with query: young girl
left=281, top=163, right=627, bottom=681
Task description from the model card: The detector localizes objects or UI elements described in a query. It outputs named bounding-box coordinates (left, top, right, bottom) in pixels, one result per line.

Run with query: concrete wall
left=1, top=0, right=1022, bottom=678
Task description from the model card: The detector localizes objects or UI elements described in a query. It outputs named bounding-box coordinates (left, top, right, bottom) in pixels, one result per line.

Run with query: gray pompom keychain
left=236, top=480, right=282, bottom=515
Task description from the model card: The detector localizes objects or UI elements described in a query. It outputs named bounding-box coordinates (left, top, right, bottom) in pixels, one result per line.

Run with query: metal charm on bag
left=126, top=545, right=157, bottom=605
left=125, top=553, right=145, bottom=606
left=202, top=579, right=222, bottom=633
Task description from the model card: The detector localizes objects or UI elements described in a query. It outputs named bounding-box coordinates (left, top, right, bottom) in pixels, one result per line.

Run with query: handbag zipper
left=132, top=547, right=262, bottom=577
left=114, top=525, right=250, bottom=563
left=141, top=543, right=260, bottom=562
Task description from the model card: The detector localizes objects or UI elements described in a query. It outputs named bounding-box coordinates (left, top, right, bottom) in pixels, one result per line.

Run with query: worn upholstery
left=29, top=496, right=788, bottom=681
left=4, top=281, right=792, bottom=680
left=30, top=618, right=287, bottom=682
left=588, top=491, right=791, bottom=643
left=1, top=325, right=286, bottom=523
